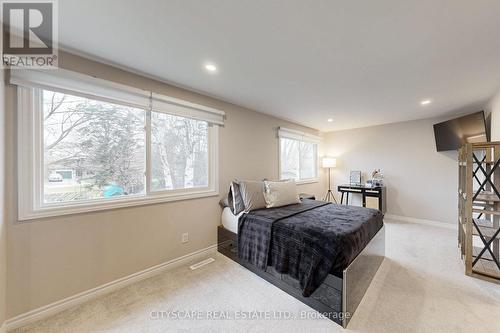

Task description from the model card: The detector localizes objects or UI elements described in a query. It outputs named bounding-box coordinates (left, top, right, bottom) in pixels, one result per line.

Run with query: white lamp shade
left=322, top=157, right=337, bottom=168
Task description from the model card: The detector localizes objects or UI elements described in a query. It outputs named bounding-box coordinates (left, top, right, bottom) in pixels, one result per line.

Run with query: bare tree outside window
left=299, top=141, right=316, bottom=179
left=43, top=90, right=145, bottom=203
left=280, top=138, right=299, bottom=180
left=280, top=137, right=317, bottom=181
left=151, top=112, right=209, bottom=191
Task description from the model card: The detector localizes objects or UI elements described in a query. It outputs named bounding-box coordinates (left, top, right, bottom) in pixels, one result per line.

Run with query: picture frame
left=350, top=170, right=361, bottom=185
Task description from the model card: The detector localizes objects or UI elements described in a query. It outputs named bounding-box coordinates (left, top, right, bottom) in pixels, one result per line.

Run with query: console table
left=337, top=184, right=386, bottom=213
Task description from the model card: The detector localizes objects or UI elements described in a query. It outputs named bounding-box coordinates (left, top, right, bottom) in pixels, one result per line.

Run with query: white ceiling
left=58, top=0, right=500, bottom=131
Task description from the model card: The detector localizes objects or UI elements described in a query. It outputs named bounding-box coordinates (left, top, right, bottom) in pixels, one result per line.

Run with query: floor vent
left=189, top=258, right=215, bottom=270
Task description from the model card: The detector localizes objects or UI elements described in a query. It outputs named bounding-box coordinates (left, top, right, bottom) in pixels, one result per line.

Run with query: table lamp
left=322, top=157, right=337, bottom=203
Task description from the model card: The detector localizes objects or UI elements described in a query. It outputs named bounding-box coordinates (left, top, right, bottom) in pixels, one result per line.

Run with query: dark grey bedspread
left=237, top=199, right=384, bottom=297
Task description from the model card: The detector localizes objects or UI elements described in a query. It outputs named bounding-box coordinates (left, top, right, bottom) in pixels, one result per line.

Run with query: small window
left=279, top=128, right=319, bottom=182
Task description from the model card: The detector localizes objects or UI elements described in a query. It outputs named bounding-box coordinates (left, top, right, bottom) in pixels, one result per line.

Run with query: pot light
left=420, top=99, right=432, bottom=106
left=204, top=63, right=217, bottom=73
left=327, top=118, right=333, bottom=122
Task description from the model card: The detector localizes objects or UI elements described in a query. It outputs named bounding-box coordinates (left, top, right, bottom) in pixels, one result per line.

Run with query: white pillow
left=263, top=180, right=301, bottom=208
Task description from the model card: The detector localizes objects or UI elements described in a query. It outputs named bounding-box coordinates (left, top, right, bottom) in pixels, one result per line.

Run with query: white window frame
left=278, top=127, right=320, bottom=184
left=16, top=71, right=223, bottom=220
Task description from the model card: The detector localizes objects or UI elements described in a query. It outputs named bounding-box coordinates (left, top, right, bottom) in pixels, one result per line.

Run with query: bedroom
left=0, top=1, right=499, bottom=332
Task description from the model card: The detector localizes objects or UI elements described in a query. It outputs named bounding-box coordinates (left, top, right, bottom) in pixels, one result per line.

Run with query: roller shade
left=152, top=93, right=225, bottom=126
left=278, top=127, right=320, bottom=143
left=10, top=68, right=225, bottom=125
left=10, top=68, right=150, bottom=109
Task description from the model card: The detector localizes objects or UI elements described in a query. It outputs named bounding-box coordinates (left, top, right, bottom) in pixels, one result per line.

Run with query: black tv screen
left=433, top=111, right=489, bottom=152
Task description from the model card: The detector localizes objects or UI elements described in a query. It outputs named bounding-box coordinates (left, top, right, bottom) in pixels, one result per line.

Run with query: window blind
left=10, top=68, right=225, bottom=125
left=151, top=93, right=225, bottom=126
left=278, top=127, right=320, bottom=143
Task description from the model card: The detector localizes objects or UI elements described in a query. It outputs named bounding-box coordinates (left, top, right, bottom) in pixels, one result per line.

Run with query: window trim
left=278, top=127, right=320, bottom=184
left=17, top=86, right=220, bottom=221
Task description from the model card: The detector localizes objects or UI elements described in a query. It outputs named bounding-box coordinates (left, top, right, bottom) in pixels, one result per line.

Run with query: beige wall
left=324, top=117, right=458, bottom=224
left=1, top=69, right=7, bottom=329
left=5, top=53, right=327, bottom=318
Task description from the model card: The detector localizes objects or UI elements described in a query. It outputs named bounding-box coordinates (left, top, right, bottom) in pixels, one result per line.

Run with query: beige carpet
left=13, top=218, right=500, bottom=333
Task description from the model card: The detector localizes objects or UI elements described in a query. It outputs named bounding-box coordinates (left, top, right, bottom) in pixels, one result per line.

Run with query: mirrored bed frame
left=217, top=224, right=385, bottom=327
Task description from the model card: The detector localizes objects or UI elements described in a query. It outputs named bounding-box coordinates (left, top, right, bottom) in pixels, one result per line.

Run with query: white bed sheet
left=221, top=207, right=243, bottom=234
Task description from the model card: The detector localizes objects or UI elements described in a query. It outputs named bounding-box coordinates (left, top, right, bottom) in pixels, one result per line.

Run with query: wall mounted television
left=433, top=111, right=489, bottom=152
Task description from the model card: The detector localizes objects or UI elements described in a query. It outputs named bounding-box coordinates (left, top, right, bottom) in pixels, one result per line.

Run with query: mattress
left=221, top=207, right=243, bottom=234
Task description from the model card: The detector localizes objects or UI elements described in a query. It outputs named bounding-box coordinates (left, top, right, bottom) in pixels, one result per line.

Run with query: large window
left=15, top=69, right=223, bottom=220
left=279, top=128, right=319, bottom=182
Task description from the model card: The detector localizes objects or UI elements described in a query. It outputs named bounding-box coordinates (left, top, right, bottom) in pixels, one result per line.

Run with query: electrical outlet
left=181, top=232, right=189, bottom=243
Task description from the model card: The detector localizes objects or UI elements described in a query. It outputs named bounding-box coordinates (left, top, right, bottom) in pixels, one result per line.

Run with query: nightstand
left=299, top=193, right=316, bottom=200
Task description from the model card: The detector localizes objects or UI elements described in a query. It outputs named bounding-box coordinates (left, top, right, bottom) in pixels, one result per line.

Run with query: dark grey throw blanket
left=238, top=199, right=383, bottom=297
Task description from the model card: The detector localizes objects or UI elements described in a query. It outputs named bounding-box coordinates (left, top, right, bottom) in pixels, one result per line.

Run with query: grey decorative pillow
left=219, top=196, right=229, bottom=209
left=239, top=180, right=267, bottom=212
left=228, top=181, right=245, bottom=214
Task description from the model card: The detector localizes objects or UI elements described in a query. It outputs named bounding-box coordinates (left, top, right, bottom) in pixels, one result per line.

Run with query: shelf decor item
left=322, top=157, right=337, bottom=203
left=350, top=170, right=361, bottom=185
left=371, top=169, right=384, bottom=186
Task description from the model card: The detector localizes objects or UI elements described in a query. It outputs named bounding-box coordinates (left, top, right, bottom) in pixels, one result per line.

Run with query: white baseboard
left=385, top=214, right=456, bottom=230
left=5, top=244, right=218, bottom=332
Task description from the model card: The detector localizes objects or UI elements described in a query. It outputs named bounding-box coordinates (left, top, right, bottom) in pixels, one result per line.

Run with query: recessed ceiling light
left=327, top=118, right=333, bottom=122
left=204, top=63, right=217, bottom=73
left=420, top=99, right=432, bottom=106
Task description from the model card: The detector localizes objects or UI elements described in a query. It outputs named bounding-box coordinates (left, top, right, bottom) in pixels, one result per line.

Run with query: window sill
left=295, top=179, right=319, bottom=185
left=18, top=189, right=219, bottom=221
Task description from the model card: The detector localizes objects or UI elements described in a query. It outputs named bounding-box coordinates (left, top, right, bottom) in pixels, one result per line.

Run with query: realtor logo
left=1, top=0, right=58, bottom=68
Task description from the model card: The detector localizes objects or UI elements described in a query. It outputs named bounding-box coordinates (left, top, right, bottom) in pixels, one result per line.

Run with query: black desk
left=337, top=184, right=386, bottom=213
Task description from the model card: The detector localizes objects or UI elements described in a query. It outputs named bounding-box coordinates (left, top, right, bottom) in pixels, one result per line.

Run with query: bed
left=217, top=198, right=385, bottom=327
